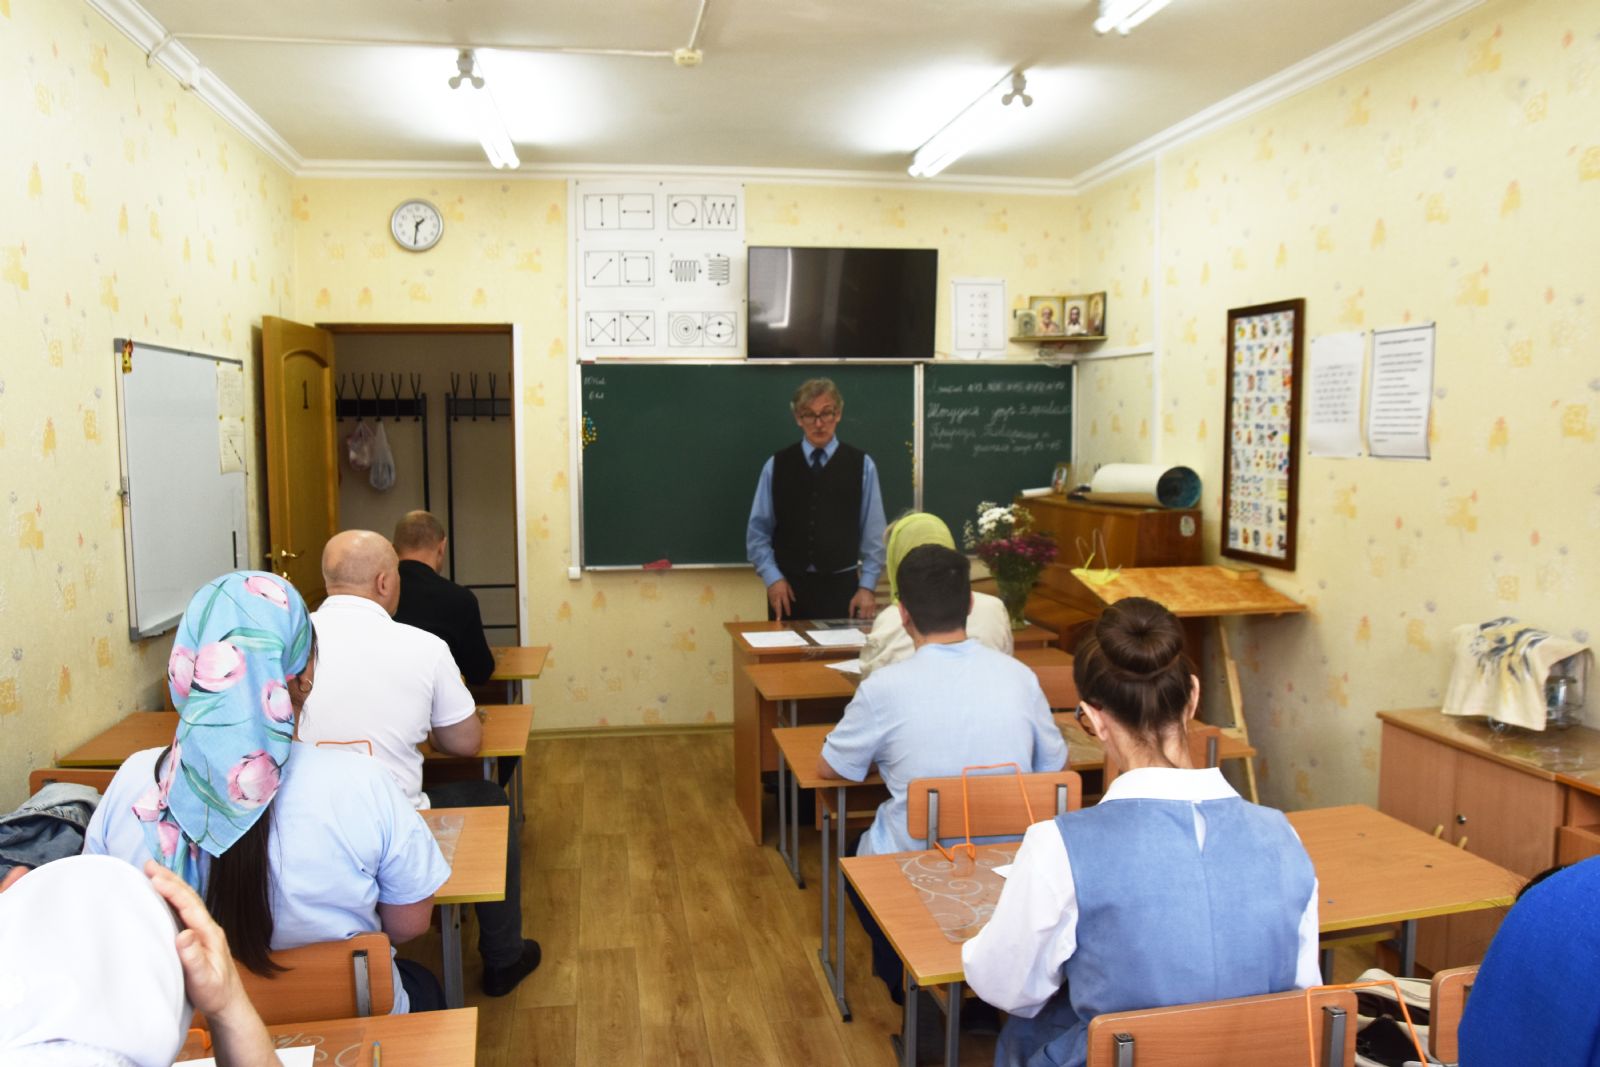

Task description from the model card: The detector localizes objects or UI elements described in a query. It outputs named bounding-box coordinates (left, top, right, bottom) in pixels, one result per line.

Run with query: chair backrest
left=1085, top=987, right=1359, bottom=1066
left=906, top=770, right=1082, bottom=846
left=1101, top=723, right=1224, bottom=791
left=229, top=932, right=394, bottom=1026
left=1429, top=965, right=1477, bottom=1063
left=27, top=767, right=116, bottom=795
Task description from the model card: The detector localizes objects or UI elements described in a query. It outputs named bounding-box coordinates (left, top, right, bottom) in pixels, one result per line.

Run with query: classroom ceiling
left=132, top=0, right=1426, bottom=181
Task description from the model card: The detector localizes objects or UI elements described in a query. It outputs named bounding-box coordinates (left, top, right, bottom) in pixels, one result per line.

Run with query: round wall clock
left=390, top=199, right=443, bottom=252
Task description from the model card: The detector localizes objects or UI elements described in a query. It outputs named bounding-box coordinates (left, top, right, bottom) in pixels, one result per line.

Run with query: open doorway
left=323, top=324, right=519, bottom=647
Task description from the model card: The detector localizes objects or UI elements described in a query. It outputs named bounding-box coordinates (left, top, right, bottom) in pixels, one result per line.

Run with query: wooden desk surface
left=841, top=803, right=1511, bottom=987
left=490, top=644, right=549, bottom=680
left=1070, top=565, right=1306, bottom=618
left=419, top=704, right=532, bottom=760
left=427, top=805, right=508, bottom=904
left=59, top=707, right=530, bottom=769
left=1379, top=707, right=1600, bottom=795
left=177, top=1007, right=478, bottom=1065
left=726, top=618, right=1057, bottom=656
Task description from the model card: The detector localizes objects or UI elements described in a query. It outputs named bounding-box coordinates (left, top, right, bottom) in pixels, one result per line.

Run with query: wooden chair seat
left=1085, top=986, right=1359, bottom=1066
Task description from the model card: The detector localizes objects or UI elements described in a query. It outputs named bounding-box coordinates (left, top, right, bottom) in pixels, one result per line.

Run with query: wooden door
left=262, top=316, right=338, bottom=605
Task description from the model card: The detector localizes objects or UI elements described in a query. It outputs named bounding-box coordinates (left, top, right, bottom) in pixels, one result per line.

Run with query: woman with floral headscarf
left=857, top=512, right=1014, bottom=678
left=84, top=571, right=453, bottom=1012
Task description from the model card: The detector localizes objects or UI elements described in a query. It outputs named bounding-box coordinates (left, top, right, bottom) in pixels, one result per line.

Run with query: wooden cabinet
left=1016, top=497, right=1202, bottom=647
left=1378, top=709, right=1597, bottom=971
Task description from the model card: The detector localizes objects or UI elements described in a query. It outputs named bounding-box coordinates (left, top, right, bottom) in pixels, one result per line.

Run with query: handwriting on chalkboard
left=583, top=373, right=608, bottom=402
left=925, top=391, right=1069, bottom=455
left=929, top=380, right=1070, bottom=397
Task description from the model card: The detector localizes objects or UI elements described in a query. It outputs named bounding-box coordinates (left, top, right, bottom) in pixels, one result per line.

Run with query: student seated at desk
left=962, top=597, right=1319, bottom=1067
left=299, top=530, right=540, bottom=997
left=819, top=543, right=1067, bottom=1004
left=858, top=512, right=1013, bottom=679
left=83, top=571, right=452, bottom=1014
left=1, top=854, right=277, bottom=1067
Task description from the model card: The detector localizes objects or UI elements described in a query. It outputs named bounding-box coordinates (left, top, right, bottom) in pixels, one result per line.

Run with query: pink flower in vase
left=194, top=641, right=247, bottom=691
left=156, top=820, right=182, bottom=858
left=168, top=646, right=196, bottom=699
left=227, top=751, right=280, bottom=809
left=243, top=574, right=290, bottom=609
left=261, top=679, right=294, bottom=723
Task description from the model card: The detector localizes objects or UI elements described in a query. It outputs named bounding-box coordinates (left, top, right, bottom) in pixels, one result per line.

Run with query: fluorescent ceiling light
left=448, top=49, right=521, bottom=170
left=1093, top=0, right=1174, bottom=35
left=908, top=71, right=1032, bottom=179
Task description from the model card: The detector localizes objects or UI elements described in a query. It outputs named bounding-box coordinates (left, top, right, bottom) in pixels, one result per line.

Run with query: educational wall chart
left=1221, top=298, right=1304, bottom=571
left=573, top=179, right=746, bottom=359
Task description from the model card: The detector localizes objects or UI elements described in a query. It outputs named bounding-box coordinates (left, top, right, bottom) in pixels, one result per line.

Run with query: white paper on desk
left=1306, top=331, right=1365, bottom=458
left=742, top=630, right=809, bottom=649
left=825, top=658, right=863, bottom=675
left=993, top=864, right=1013, bottom=879
left=806, top=628, right=867, bottom=648
left=182, top=1048, right=314, bottom=1067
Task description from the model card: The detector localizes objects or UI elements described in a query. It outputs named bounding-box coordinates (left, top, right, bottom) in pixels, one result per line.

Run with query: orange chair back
left=1084, top=986, right=1359, bottom=1066
left=1429, top=965, right=1477, bottom=1063
left=228, top=932, right=394, bottom=1026
left=28, top=768, right=116, bottom=795
left=906, top=770, right=1081, bottom=846
left=1101, top=723, right=1225, bottom=791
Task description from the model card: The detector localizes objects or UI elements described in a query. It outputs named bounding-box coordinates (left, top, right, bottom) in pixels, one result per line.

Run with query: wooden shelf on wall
left=1009, top=335, right=1107, bottom=345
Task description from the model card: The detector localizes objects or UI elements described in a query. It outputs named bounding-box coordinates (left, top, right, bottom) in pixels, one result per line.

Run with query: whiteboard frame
left=113, top=339, right=247, bottom=640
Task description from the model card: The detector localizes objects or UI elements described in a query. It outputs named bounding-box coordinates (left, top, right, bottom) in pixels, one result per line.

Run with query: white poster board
left=114, top=340, right=248, bottom=639
left=951, top=277, right=1007, bottom=358
left=1367, top=324, right=1435, bottom=460
left=573, top=180, right=746, bottom=359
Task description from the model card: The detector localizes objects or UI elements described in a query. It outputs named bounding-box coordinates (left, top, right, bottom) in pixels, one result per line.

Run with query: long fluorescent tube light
left=449, top=50, right=522, bottom=170
left=1094, top=0, right=1173, bottom=35
left=908, top=71, right=1032, bottom=179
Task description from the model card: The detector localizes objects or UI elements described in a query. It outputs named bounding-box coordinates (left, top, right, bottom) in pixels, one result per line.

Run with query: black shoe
left=482, top=939, right=541, bottom=997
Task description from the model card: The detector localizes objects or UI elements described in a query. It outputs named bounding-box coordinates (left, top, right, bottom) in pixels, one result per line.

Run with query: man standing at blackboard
left=746, top=378, right=886, bottom=620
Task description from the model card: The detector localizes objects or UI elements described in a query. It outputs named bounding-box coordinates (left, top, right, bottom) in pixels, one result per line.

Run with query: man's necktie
left=811, top=448, right=826, bottom=472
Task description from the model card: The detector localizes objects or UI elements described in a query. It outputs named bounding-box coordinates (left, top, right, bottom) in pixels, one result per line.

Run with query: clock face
left=390, top=199, right=443, bottom=252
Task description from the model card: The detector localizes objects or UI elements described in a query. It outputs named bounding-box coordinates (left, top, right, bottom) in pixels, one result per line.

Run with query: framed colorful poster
left=1221, top=298, right=1304, bottom=570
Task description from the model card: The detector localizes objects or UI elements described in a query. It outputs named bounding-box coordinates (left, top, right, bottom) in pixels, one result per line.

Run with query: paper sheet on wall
left=216, top=362, right=247, bottom=474
left=1306, top=331, right=1366, bottom=457
left=951, top=277, right=1007, bottom=358
left=1367, top=324, right=1435, bottom=460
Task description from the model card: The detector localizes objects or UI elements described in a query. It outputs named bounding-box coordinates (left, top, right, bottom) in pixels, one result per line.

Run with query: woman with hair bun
left=962, top=596, right=1321, bottom=1067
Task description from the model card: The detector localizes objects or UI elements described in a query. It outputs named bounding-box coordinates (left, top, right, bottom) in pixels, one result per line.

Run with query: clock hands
left=412, top=217, right=424, bottom=242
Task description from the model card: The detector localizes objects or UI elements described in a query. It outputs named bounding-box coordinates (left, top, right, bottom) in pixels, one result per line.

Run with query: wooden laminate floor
left=404, top=731, right=1377, bottom=1066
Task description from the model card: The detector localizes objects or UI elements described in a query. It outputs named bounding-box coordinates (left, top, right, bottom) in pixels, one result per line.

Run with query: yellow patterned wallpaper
left=0, top=2, right=294, bottom=806
left=1129, top=0, right=1600, bottom=808
left=292, top=181, right=1078, bottom=733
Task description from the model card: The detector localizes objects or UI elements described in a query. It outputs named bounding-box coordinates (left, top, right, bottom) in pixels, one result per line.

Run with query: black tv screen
left=747, top=246, right=937, bottom=359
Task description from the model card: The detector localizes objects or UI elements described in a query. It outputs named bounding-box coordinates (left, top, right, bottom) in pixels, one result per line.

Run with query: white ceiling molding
left=296, top=157, right=1081, bottom=196
left=86, top=0, right=302, bottom=173
left=1070, top=0, right=1484, bottom=191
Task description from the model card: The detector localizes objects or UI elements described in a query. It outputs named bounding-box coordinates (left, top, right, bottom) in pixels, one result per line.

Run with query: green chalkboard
left=921, top=362, right=1074, bottom=539
left=581, top=363, right=915, bottom=566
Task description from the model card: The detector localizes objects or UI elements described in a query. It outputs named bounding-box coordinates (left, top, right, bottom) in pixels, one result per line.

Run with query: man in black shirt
left=392, top=510, right=496, bottom=686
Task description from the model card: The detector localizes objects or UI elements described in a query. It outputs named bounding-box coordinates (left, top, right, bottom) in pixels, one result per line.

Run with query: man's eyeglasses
left=1074, top=705, right=1098, bottom=739
left=797, top=408, right=839, bottom=424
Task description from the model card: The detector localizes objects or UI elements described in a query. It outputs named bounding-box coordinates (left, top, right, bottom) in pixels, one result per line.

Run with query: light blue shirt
left=84, top=744, right=451, bottom=1013
left=822, top=640, right=1068, bottom=856
left=745, top=436, right=888, bottom=589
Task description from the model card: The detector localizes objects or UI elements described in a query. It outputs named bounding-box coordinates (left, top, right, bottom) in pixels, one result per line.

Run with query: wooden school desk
left=1069, top=564, right=1304, bottom=802
left=419, top=703, right=533, bottom=822
left=489, top=643, right=549, bottom=704
left=729, top=619, right=1057, bottom=845
left=427, top=805, right=509, bottom=1010
left=776, top=718, right=1254, bottom=1022
left=841, top=803, right=1518, bottom=1067
left=176, top=1006, right=478, bottom=1065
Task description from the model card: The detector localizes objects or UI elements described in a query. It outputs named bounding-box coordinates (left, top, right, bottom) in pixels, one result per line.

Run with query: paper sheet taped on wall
left=216, top=362, right=246, bottom=475
left=1081, top=463, right=1201, bottom=508
left=1306, top=331, right=1365, bottom=458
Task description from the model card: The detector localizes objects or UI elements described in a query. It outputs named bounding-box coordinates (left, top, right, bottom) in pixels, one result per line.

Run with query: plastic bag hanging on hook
left=368, top=422, right=396, bottom=491
left=1070, top=528, right=1122, bottom=589
left=346, top=420, right=376, bottom=473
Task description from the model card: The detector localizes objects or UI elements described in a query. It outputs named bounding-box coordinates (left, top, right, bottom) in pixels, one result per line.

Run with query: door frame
left=318, top=322, right=527, bottom=650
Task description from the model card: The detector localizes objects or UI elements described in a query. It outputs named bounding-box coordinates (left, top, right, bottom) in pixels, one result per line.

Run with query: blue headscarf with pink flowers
left=140, top=571, right=313, bottom=887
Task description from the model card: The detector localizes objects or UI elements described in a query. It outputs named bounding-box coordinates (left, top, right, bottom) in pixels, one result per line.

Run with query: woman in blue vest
left=962, top=596, right=1321, bottom=1067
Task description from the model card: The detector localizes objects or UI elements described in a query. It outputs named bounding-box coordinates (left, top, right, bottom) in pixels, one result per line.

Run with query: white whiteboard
left=114, top=340, right=248, bottom=639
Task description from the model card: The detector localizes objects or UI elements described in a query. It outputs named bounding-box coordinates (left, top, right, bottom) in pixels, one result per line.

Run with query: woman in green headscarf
left=858, top=512, right=1014, bottom=678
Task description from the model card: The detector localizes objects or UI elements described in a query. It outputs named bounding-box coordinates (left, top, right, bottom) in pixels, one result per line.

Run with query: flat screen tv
left=746, top=246, right=937, bottom=359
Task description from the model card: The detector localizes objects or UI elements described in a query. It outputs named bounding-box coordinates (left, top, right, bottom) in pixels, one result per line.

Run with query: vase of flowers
left=963, top=501, right=1059, bottom=629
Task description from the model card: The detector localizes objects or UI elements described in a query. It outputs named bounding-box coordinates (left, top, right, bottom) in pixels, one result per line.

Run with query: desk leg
left=1320, top=946, right=1335, bottom=984
left=898, top=979, right=920, bottom=1067
left=944, top=981, right=963, bottom=1067
left=514, top=756, right=525, bottom=825
left=818, top=786, right=851, bottom=1021
left=1399, top=920, right=1417, bottom=978
left=777, top=699, right=804, bottom=889
left=441, top=903, right=464, bottom=1010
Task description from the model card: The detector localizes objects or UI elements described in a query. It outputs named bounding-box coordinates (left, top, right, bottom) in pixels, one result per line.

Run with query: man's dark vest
left=771, top=441, right=864, bottom=576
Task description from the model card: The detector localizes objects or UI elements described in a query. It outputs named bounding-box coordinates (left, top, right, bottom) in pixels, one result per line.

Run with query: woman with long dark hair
left=962, top=596, right=1321, bottom=1067
left=84, top=571, right=452, bottom=1011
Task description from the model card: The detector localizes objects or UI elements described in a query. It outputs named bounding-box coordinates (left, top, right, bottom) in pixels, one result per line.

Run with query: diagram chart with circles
left=573, top=180, right=745, bottom=359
